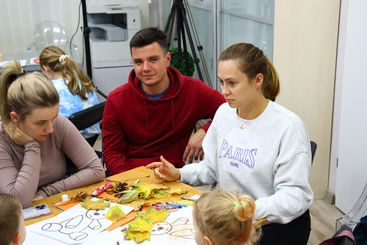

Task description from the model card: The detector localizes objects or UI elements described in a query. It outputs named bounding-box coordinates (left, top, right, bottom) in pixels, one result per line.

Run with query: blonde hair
left=0, top=60, right=59, bottom=124
left=193, top=190, right=260, bottom=245
left=0, top=193, right=22, bottom=245
left=39, top=45, right=95, bottom=100
left=219, top=43, right=280, bottom=101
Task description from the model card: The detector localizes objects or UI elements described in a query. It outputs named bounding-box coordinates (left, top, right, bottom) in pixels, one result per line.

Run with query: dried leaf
left=105, top=205, right=126, bottom=222
left=124, top=208, right=168, bottom=243
left=124, top=230, right=150, bottom=244
left=166, top=188, right=188, bottom=195
left=119, top=190, right=139, bottom=204
left=80, top=197, right=110, bottom=210
left=151, top=190, right=169, bottom=198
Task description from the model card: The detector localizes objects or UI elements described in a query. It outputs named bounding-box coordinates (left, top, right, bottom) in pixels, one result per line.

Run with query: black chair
left=65, top=101, right=106, bottom=176
left=68, top=101, right=106, bottom=147
left=310, top=140, right=317, bottom=164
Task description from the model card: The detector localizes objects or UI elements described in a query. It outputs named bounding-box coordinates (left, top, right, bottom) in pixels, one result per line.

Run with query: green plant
left=169, top=47, right=195, bottom=76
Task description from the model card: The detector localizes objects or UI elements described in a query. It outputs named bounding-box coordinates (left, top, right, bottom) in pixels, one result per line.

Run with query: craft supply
left=105, top=211, right=138, bottom=231
left=152, top=202, right=187, bottom=211
left=93, top=180, right=113, bottom=196
left=181, top=194, right=200, bottom=201
left=61, top=194, right=69, bottom=202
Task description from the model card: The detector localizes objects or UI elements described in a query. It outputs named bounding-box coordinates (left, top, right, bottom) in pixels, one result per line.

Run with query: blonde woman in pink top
left=0, top=61, right=105, bottom=208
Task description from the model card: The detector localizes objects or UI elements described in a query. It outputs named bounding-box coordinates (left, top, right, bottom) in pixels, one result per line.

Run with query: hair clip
left=59, top=54, right=69, bottom=64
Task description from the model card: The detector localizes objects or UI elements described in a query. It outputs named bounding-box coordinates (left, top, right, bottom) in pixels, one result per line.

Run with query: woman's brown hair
left=219, top=43, right=280, bottom=101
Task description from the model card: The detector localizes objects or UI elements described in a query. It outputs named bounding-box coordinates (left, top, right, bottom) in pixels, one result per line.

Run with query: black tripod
left=164, top=0, right=213, bottom=87
left=80, top=0, right=107, bottom=99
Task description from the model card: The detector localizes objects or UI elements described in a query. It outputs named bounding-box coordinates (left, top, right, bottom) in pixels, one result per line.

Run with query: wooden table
left=26, top=166, right=201, bottom=225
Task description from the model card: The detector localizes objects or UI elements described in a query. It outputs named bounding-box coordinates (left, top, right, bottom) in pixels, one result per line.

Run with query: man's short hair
left=130, top=27, right=169, bottom=53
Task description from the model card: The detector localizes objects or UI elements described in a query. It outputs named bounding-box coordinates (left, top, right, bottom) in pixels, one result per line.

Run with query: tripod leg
left=183, top=0, right=213, bottom=87
left=178, top=1, right=204, bottom=81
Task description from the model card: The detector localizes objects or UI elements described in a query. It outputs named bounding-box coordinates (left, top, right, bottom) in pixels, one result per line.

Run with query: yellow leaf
left=123, top=208, right=168, bottom=243
left=105, top=205, right=126, bottom=222
left=167, top=188, right=188, bottom=195
left=124, top=230, right=150, bottom=243
left=80, top=197, right=110, bottom=210
left=119, top=190, right=139, bottom=204
left=134, top=183, right=153, bottom=199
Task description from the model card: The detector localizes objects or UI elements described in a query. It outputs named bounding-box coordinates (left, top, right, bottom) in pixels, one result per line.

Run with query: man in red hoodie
left=102, top=27, right=225, bottom=175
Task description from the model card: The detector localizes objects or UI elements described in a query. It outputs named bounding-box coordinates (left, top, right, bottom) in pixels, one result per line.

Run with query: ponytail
left=0, top=61, right=59, bottom=123
left=262, top=60, right=280, bottom=101
left=0, top=61, right=24, bottom=123
left=39, top=45, right=95, bottom=100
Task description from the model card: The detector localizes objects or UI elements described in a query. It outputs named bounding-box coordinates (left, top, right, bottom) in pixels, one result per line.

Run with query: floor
left=94, top=137, right=344, bottom=244
left=309, top=199, right=344, bottom=244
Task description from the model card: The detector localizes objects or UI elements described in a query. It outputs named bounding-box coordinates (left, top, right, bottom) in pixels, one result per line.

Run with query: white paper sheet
left=26, top=203, right=133, bottom=244
left=25, top=205, right=197, bottom=245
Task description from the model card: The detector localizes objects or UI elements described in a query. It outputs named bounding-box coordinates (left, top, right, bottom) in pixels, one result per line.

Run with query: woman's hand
left=146, top=155, right=181, bottom=182
left=5, top=123, right=33, bottom=145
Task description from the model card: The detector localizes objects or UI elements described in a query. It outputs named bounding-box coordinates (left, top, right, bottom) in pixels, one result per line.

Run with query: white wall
left=332, top=0, right=367, bottom=213
left=0, top=0, right=150, bottom=56
left=274, top=0, right=340, bottom=199
left=0, top=0, right=82, bottom=54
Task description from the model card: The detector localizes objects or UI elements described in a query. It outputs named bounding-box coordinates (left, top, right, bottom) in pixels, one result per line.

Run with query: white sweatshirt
left=180, top=101, right=313, bottom=224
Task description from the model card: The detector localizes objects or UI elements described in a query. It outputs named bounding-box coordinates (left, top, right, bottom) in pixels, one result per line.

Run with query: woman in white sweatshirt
left=148, top=42, right=313, bottom=245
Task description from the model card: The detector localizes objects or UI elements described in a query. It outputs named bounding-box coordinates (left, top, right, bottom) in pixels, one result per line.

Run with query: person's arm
left=254, top=137, right=313, bottom=224
left=182, top=128, right=205, bottom=162
left=0, top=138, right=42, bottom=208
left=36, top=116, right=105, bottom=197
left=102, top=97, right=129, bottom=175
left=149, top=115, right=220, bottom=186
left=183, top=82, right=225, bottom=163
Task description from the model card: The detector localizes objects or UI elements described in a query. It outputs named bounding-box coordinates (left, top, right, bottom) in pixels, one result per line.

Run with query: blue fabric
left=52, top=78, right=101, bottom=134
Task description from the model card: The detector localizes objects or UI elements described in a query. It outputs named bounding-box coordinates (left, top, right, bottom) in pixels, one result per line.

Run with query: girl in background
left=39, top=45, right=101, bottom=135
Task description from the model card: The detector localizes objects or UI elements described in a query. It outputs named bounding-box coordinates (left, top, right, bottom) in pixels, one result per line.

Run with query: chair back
left=68, top=101, right=106, bottom=131
left=68, top=101, right=106, bottom=146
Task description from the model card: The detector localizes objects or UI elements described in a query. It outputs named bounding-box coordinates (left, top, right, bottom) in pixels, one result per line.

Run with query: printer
left=87, top=1, right=141, bottom=95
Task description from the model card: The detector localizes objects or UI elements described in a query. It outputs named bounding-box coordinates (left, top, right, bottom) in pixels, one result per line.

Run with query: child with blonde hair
left=193, top=190, right=260, bottom=245
left=0, top=193, right=26, bottom=245
left=39, top=45, right=101, bottom=136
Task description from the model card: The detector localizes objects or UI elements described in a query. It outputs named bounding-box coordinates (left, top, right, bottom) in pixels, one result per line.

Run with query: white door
left=333, top=0, right=367, bottom=213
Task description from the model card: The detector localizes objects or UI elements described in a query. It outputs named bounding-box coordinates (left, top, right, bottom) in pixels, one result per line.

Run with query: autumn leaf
left=124, top=230, right=150, bottom=243
left=166, top=188, right=188, bottom=195
left=80, top=197, right=110, bottom=210
left=119, top=190, right=139, bottom=204
left=123, top=208, right=168, bottom=243
left=105, top=205, right=126, bottom=222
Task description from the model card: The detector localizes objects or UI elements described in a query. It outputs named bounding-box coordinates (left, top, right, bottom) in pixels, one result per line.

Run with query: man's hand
left=146, top=156, right=181, bottom=182
left=183, top=128, right=206, bottom=163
